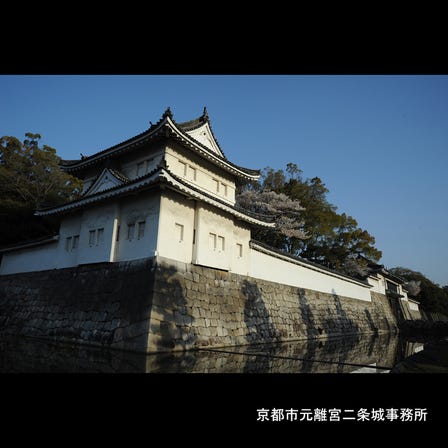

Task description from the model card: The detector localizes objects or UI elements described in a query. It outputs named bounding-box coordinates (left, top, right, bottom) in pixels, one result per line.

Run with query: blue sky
left=1, top=75, right=447, bottom=286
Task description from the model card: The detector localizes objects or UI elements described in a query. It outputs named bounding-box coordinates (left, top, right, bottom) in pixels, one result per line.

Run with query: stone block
left=111, top=318, right=121, bottom=328
left=194, top=317, right=205, bottom=328
left=124, top=320, right=149, bottom=339
left=173, top=311, right=184, bottom=326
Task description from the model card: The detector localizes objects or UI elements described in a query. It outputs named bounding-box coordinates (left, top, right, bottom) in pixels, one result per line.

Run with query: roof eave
left=165, top=117, right=260, bottom=180
left=35, top=165, right=271, bottom=227
left=60, top=112, right=261, bottom=181
left=0, top=235, right=59, bottom=253
left=60, top=117, right=170, bottom=173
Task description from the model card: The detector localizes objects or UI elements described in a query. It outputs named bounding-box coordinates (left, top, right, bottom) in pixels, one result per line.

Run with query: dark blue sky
left=1, top=75, right=447, bottom=286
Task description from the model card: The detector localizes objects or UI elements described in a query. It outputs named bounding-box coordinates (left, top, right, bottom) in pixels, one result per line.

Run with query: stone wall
left=0, top=256, right=400, bottom=353
left=0, top=258, right=157, bottom=352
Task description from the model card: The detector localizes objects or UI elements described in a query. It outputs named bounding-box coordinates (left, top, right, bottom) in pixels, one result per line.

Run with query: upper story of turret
left=59, top=107, right=261, bottom=207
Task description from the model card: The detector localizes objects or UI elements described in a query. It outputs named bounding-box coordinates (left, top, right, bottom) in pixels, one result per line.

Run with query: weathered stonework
left=0, top=257, right=400, bottom=353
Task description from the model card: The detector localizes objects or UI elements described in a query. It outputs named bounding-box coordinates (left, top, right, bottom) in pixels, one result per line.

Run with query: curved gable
left=84, top=168, right=127, bottom=196
left=184, top=121, right=224, bottom=157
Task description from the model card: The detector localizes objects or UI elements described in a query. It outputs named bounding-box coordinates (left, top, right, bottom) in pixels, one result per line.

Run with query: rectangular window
left=137, top=161, right=145, bottom=177
left=192, top=229, right=196, bottom=245
left=209, top=232, right=217, bottom=250
left=179, top=160, right=187, bottom=177
left=89, top=230, right=96, bottom=246
left=137, top=221, right=146, bottom=239
left=97, top=228, right=104, bottom=245
left=65, top=237, right=72, bottom=251
left=72, top=235, right=80, bottom=250
left=386, top=281, right=399, bottom=294
left=236, top=243, right=243, bottom=258
left=116, top=225, right=120, bottom=242
left=218, top=236, right=225, bottom=252
left=221, top=182, right=228, bottom=197
left=127, top=223, right=135, bottom=241
left=187, top=165, right=197, bottom=181
left=175, top=223, right=184, bottom=242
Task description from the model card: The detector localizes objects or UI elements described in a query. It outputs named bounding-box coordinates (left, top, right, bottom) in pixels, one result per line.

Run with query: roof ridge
left=38, top=165, right=165, bottom=213
left=60, top=109, right=260, bottom=179
left=176, top=107, right=228, bottom=160
left=36, top=164, right=272, bottom=228
left=108, top=167, right=129, bottom=183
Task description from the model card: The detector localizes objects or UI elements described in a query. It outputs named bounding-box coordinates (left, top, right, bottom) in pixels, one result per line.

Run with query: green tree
left=237, top=162, right=382, bottom=277
left=0, top=133, right=82, bottom=246
left=389, top=267, right=448, bottom=315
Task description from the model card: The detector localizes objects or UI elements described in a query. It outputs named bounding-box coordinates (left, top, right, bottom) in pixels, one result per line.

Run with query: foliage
left=389, top=267, right=448, bottom=315
left=236, top=188, right=307, bottom=252
left=340, top=257, right=370, bottom=278
left=0, top=133, right=81, bottom=208
left=0, top=133, right=82, bottom=247
left=403, top=279, right=421, bottom=297
left=236, top=162, right=381, bottom=277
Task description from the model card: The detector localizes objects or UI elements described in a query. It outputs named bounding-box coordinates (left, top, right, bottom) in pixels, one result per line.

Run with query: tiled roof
left=177, top=106, right=227, bottom=159
left=0, top=235, right=59, bottom=253
left=60, top=108, right=260, bottom=179
left=82, top=167, right=130, bottom=197
left=108, top=168, right=129, bottom=183
left=36, top=162, right=274, bottom=228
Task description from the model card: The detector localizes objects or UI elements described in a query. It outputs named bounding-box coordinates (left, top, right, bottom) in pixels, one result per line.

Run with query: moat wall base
left=0, top=257, right=399, bottom=353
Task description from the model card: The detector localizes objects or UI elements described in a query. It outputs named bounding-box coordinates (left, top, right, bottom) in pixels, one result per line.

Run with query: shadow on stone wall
left=296, top=288, right=364, bottom=371
left=0, top=259, right=199, bottom=355
left=1, top=258, right=402, bottom=357
left=297, top=288, right=317, bottom=339
left=297, top=289, right=319, bottom=372
left=365, top=309, right=378, bottom=335
left=330, top=290, right=359, bottom=335
left=109, top=262, right=153, bottom=352
left=242, top=280, right=280, bottom=347
left=148, top=264, right=197, bottom=354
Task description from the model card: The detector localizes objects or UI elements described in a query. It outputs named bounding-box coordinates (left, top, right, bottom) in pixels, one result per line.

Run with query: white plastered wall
left=165, top=145, right=236, bottom=204
left=231, top=221, right=251, bottom=275
left=408, top=300, right=420, bottom=311
left=114, top=194, right=160, bottom=262
left=156, top=191, right=195, bottom=264
left=57, top=213, right=82, bottom=267
left=192, top=204, right=235, bottom=271
left=76, top=204, right=118, bottom=265
left=366, top=276, right=384, bottom=294
left=156, top=191, right=251, bottom=273
left=120, top=151, right=164, bottom=180
left=250, top=248, right=372, bottom=301
left=0, top=242, right=59, bottom=275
